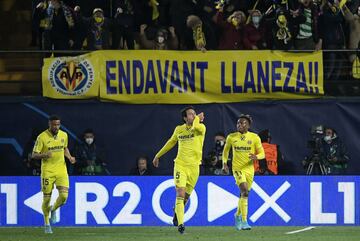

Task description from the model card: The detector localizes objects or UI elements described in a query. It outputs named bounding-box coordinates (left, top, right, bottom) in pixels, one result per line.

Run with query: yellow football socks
left=240, top=197, right=248, bottom=222
left=175, top=197, right=185, bottom=225
left=42, top=195, right=51, bottom=225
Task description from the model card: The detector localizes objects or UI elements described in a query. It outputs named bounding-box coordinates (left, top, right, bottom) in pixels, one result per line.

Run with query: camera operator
left=302, top=125, right=328, bottom=175
left=204, top=132, right=229, bottom=175
left=321, top=127, right=349, bottom=175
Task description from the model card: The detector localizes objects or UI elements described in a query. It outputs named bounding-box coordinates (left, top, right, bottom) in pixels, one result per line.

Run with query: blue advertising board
left=0, top=176, right=359, bottom=226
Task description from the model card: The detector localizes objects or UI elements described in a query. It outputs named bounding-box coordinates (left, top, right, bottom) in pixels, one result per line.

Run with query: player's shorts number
left=42, top=178, right=49, bottom=186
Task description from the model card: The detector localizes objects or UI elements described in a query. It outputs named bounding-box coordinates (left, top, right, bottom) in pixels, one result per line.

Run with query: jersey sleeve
left=222, top=135, right=232, bottom=164
left=64, top=132, right=68, bottom=149
left=255, top=135, right=265, bottom=160
left=32, top=135, right=43, bottom=154
left=191, top=115, right=206, bottom=135
left=155, top=127, right=178, bottom=158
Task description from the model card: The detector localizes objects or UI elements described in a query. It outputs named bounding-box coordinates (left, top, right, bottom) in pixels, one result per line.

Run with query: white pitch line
left=285, top=226, right=316, bottom=234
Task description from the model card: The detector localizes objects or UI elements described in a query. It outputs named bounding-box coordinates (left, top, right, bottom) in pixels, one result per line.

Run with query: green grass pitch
left=1, top=226, right=359, bottom=241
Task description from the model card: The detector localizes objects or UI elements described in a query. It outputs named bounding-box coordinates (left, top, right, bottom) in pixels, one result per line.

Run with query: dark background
left=1, top=97, right=359, bottom=175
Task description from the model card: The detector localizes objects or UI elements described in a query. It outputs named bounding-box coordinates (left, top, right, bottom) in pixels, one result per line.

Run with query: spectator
left=321, top=127, right=349, bottom=174
left=74, top=7, right=112, bottom=50
left=214, top=6, right=246, bottom=50
left=291, top=0, right=322, bottom=51
left=204, top=132, right=228, bottom=175
left=340, top=3, right=360, bottom=64
left=37, top=0, right=76, bottom=52
left=185, top=14, right=217, bottom=51
left=129, top=156, right=152, bottom=175
left=31, top=0, right=49, bottom=48
left=243, top=9, right=267, bottom=50
left=319, top=0, right=346, bottom=92
left=254, top=129, right=284, bottom=175
left=112, top=0, right=135, bottom=49
left=74, top=128, right=108, bottom=175
left=139, top=24, right=178, bottom=49
left=270, top=8, right=294, bottom=50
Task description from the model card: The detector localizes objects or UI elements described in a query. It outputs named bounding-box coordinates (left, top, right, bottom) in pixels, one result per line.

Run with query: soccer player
left=222, top=114, right=264, bottom=230
left=152, top=106, right=206, bottom=234
left=32, top=115, right=76, bottom=234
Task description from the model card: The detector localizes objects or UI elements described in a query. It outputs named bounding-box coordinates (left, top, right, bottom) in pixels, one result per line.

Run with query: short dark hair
left=214, top=132, right=225, bottom=138
left=181, top=106, right=195, bottom=120
left=324, top=127, right=336, bottom=135
left=83, top=128, right=94, bottom=135
left=258, top=129, right=270, bottom=143
left=48, top=115, right=60, bottom=121
left=239, top=114, right=252, bottom=124
left=136, top=156, right=148, bottom=165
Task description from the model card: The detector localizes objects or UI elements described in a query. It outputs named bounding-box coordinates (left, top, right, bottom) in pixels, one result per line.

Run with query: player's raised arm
left=190, top=113, right=206, bottom=134
left=153, top=127, right=178, bottom=167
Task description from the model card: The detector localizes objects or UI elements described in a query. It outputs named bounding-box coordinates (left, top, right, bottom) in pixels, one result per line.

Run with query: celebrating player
left=32, top=115, right=76, bottom=234
left=153, top=106, right=206, bottom=234
left=222, top=114, right=264, bottom=230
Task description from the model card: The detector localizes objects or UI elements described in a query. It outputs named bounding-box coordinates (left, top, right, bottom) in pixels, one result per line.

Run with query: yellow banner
left=42, top=50, right=323, bottom=103
left=42, top=52, right=99, bottom=99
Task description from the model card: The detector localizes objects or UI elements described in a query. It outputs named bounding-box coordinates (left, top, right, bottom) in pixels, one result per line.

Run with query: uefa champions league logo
left=48, top=57, right=94, bottom=96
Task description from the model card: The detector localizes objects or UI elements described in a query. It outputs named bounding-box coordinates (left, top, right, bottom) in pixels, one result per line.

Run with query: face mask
left=157, top=36, right=165, bottom=43
left=323, top=135, right=332, bottom=142
left=252, top=16, right=260, bottom=25
left=231, top=18, right=239, bottom=27
left=94, top=16, right=104, bottom=23
left=85, top=138, right=94, bottom=145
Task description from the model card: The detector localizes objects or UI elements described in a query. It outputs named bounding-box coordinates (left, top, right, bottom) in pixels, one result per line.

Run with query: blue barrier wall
left=0, top=98, right=360, bottom=175
left=0, top=176, right=359, bottom=226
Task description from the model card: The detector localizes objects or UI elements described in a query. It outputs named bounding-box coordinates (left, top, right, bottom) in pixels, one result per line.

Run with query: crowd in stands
left=30, top=0, right=359, bottom=51
left=30, top=0, right=360, bottom=94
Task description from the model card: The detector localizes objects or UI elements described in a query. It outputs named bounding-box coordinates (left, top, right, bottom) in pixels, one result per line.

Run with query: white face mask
left=323, top=135, right=332, bottom=142
left=157, top=36, right=165, bottom=43
left=85, top=138, right=94, bottom=145
left=252, top=16, right=261, bottom=25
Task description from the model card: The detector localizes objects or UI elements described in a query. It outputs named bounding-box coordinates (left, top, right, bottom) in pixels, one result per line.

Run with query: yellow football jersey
left=223, top=131, right=265, bottom=171
left=155, top=116, right=206, bottom=167
left=33, top=129, right=68, bottom=173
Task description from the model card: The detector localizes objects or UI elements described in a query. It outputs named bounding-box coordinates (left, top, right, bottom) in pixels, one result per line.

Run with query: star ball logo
left=48, top=57, right=94, bottom=96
